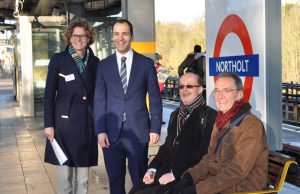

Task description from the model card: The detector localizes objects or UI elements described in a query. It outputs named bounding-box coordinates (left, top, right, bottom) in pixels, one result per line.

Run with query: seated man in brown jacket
left=169, top=72, right=269, bottom=194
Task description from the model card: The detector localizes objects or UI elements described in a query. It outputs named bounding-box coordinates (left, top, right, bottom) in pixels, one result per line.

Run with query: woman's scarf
left=68, top=45, right=90, bottom=75
left=215, top=100, right=246, bottom=131
left=177, top=94, right=205, bottom=135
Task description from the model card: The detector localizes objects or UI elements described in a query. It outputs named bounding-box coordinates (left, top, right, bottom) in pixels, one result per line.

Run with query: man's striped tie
left=120, top=56, right=127, bottom=93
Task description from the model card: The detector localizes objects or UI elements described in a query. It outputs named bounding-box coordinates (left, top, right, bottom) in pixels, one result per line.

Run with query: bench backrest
left=281, top=143, right=300, bottom=187
left=231, top=151, right=298, bottom=194
left=267, top=151, right=298, bottom=190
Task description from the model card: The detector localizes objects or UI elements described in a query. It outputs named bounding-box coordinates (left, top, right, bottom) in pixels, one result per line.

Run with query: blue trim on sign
left=209, top=54, right=259, bottom=76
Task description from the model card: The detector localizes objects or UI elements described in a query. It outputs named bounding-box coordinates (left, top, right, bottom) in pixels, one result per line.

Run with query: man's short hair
left=182, top=72, right=204, bottom=87
left=112, top=19, right=133, bottom=36
left=156, top=53, right=161, bottom=60
left=218, top=72, right=243, bottom=91
left=194, top=45, right=201, bottom=53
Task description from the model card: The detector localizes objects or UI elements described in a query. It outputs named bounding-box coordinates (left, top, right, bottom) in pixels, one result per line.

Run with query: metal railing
left=161, top=78, right=300, bottom=124
left=282, top=82, right=300, bottom=124
left=161, top=76, right=180, bottom=101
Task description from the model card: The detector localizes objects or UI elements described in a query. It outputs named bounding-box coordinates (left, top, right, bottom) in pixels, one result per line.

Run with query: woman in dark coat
left=130, top=72, right=217, bottom=194
left=44, top=18, right=99, bottom=194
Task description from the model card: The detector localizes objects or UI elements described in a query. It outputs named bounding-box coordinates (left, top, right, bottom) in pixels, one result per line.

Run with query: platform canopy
left=0, top=0, right=121, bottom=29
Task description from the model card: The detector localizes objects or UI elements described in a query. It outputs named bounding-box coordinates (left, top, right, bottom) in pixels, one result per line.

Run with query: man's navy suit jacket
left=94, top=51, right=162, bottom=143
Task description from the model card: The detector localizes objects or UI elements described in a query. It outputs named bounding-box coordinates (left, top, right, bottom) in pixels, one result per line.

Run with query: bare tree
left=282, top=3, right=300, bottom=82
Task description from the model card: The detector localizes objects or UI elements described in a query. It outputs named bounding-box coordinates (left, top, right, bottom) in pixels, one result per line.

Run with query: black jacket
left=178, top=53, right=206, bottom=84
left=148, top=105, right=217, bottom=180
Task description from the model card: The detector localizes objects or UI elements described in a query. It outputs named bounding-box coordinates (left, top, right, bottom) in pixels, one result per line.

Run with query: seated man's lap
left=130, top=180, right=177, bottom=194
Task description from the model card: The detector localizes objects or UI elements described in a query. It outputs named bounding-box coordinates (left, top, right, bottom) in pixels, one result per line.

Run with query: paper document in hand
left=51, top=138, right=68, bottom=165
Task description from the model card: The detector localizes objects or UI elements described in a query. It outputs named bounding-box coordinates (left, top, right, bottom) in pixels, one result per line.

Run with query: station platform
left=0, top=78, right=299, bottom=194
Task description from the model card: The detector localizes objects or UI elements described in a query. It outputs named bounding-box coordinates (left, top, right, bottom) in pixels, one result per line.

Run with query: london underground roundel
left=212, top=14, right=256, bottom=102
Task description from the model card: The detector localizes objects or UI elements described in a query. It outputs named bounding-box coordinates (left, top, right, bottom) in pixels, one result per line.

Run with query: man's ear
left=237, top=90, right=244, bottom=100
left=198, top=87, right=204, bottom=95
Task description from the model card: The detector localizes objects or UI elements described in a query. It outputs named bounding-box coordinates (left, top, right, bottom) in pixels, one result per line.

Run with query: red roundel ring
left=213, top=14, right=253, bottom=102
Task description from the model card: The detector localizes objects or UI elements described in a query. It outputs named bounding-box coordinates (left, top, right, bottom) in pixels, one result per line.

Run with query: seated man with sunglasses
left=168, top=72, right=269, bottom=194
left=129, top=72, right=216, bottom=194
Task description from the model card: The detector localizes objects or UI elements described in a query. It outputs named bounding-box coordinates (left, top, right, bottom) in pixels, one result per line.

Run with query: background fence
left=282, top=82, right=300, bottom=125
left=161, top=77, right=300, bottom=124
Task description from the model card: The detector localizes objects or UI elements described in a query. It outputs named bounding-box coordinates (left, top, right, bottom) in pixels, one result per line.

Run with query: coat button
left=82, top=96, right=87, bottom=100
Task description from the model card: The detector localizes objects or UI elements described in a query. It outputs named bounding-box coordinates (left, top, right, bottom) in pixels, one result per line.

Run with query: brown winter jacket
left=187, top=111, right=269, bottom=194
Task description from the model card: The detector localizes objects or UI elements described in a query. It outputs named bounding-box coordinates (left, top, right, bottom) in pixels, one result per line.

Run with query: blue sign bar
left=209, top=54, right=259, bottom=76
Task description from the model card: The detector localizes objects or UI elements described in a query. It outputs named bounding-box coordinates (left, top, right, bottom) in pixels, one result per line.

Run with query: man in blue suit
left=94, top=19, right=163, bottom=194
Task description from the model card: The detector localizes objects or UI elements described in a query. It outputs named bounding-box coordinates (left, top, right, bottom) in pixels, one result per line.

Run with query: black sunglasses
left=178, top=84, right=200, bottom=90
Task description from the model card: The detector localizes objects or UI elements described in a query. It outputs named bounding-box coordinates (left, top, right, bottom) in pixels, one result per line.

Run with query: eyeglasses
left=212, top=88, right=239, bottom=95
left=71, top=34, right=87, bottom=39
left=178, top=84, right=200, bottom=90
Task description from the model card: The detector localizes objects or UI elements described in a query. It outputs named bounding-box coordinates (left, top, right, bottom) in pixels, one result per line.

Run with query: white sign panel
left=206, top=0, right=282, bottom=150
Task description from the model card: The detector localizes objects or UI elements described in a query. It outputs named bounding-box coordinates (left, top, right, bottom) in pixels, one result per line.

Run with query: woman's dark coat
left=44, top=46, right=99, bottom=167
